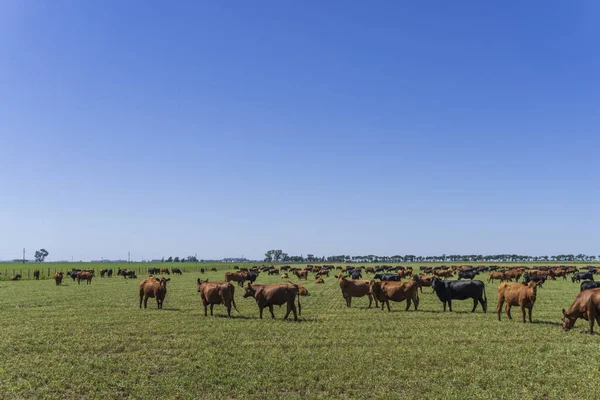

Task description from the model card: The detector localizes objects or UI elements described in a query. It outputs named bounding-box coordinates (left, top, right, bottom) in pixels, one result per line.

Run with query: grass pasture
left=1, top=262, right=600, bottom=399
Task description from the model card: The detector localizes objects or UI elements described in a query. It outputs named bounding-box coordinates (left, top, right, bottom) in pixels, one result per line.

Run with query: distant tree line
left=264, top=250, right=599, bottom=263
left=163, top=256, right=199, bottom=263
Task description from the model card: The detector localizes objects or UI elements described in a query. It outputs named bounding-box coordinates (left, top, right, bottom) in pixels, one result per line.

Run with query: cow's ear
left=197, top=278, right=201, bottom=284
left=562, top=308, right=566, bottom=316
left=166, top=278, right=171, bottom=282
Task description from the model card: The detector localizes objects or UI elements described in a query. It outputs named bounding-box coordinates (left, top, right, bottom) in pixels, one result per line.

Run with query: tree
left=166, top=256, right=173, bottom=262
left=264, top=250, right=274, bottom=263
left=174, top=257, right=180, bottom=262
left=34, top=249, right=49, bottom=262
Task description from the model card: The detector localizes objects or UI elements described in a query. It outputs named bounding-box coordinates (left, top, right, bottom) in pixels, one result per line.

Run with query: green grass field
left=1, top=262, right=600, bottom=399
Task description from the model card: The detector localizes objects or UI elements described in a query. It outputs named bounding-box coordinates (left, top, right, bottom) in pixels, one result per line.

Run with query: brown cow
left=369, top=279, right=420, bottom=312
left=281, top=273, right=289, bottom=279
left=210, top=267, right=217, bottom=272
left=315, top=277, right=325, bottom=284
left=225, top=271, right=248, bottom=287
left=53, top=271, right=63, bottom=286
left=562, top=288, right=600, bottom=334
left=488, top=272, right=507, bottom=283
left=366, top=267, right=375, bottom=274
left=296, top=284, right=309, bottom=296
left=196, top=279, right=238, bottom=317
left=338, top=275, right=378, bottom=308
left=416, top=274, right=435, bottom=293
left=434, top=269, right=453, bottom=279
left=77, top=271, right=94, bottom=285
left=33, top=269, right=40, bottom=280
left=496, top=281, right=540, bottom=323
left=160, top=268, right=170, bottom=275
left=504, top=269, right=523, bottom=282
left=243, top=282, right=301, bottom=321
left=294, top=270, right=309, bottom=280
left=317, top=269, right=329, bottom=277
left=139, top=277, right=170, bottom=309
left=397, top=270, right=413, bottom=279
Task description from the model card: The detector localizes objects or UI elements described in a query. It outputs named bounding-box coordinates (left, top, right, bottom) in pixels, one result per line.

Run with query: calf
left=139, top=277, right=170, bottom=309
left=33, top=269, right=40, bottom=280
left=430, top=277, right=487, bottom=312
left=496, top=281, right=539, bottom=323
left=281, top=273, right=289, bottom=279
left=11, top=274, right=22, bottom=281
left=243, top=282, right=301, bottom=321
left=581, top=281, right=600, bottom=292
left=562, top=288, right=600, bottom=334
left=369, top=277, right=420, bottom=312
left=196, top=279, right=238, bottom=317
left=572, top=272, right=594, bottom=283
left=53, top=271, right=64, bottom=286
left=338, top=275, right=378, bottom=308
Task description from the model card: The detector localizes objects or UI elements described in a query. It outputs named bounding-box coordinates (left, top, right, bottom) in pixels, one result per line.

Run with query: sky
left=0, top=1, right=598, bottom=261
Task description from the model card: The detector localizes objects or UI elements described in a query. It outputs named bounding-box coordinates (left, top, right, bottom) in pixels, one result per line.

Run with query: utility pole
left=128, top=251, right=130, bottom=263
left=22, top=248, right=25, bottom=264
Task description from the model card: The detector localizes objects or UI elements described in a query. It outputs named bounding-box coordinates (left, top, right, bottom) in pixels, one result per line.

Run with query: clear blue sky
left=1, top=1, right=598, bottom=261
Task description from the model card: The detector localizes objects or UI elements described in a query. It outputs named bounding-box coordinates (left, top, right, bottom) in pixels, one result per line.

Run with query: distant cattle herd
left=7, top=263, right=600, bottom=333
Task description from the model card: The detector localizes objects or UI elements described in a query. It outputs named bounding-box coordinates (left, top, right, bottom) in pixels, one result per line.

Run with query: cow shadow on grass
left=531, top=320, right=562, bottom=327
left=213, top=314, right=252, bottom=320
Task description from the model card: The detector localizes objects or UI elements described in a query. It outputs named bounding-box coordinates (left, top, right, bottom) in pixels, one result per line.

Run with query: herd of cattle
left=8, top=263, right=600, bottom=333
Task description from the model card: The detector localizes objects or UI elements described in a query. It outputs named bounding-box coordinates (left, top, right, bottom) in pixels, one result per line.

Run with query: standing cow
left=430, top=277, right=487, bottom=313
left=139, top=277, right=170, bottom=309
left=243, top=282, right=301, bottom=321
left=196, top=279, right=238, bottom=317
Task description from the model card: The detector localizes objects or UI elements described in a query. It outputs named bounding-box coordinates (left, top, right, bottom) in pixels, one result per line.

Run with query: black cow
left=580, top=281, right=600, bottom=292
left=351, top=270, right=362, bottom=280
left=107, top=269, right=113, bottom=278
left=148, top=267, right=160, bottom=275
left=572, top=272, right=594, bottom=283
left=458, top=270, right=478, bottom=280
left=373, top=274, right=401, bottom=282
left=171, top=268, right=183, bottom=275
left=246, top=271, right=259, bottom=284
left=523, top=273, right=546, bottom=287
left=430, top=277, right=487, bottom=313
left=67, top=271, right=79, bottom=281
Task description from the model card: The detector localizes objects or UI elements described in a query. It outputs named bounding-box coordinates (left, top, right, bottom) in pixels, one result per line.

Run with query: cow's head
left=243, top=282, right=255, bottom=298
left=561, top=309, right=575, bottom=331
left=159, top=277, right=170, bottom=286
left=196, top=278, right=208, bottom=292
left=430, top=276, right=443, bottom=290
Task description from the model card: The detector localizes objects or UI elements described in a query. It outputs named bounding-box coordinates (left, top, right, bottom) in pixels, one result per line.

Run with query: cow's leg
left=259, top=306, right=264, bottom=319
left=204, top=304, right=208, bottom=317
left=144, top=296, right=149, bottom=309
left=269, top=304, right=275, bottom=319
left=448, top=300, right=453, bottom=312
left=527, top=305, right=533, bottom=323
left=226, top=301, right=231, bottom=317
left=367, top=294, right=372, bottom=309
left=496, top=297, right=504, bottom=321
left=443, top=301, right=447, bottom=312
left=414, top=295, right=419, bottom=310
left=520, top=304, right=526, bottom=323
left=210, top=304, right=214, bottom=316
left=348, top=296, right=352, bottom=308
left=405, top=298, right=411, bottom=311
left=505, top=303, right=512, bottom=320
left=472, top=298, right=478, bottom=313
left=157, top=298, right=161, bottom=309
left=291, top=303, right=298, bottom=321
left=480, top=296, right=487, bottom=313
left=139, top=294, right=143, bottom=309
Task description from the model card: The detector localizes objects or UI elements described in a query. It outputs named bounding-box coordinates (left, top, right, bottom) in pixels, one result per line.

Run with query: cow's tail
left=231, top=286, right=239, bottom=313
left=483, top=285, right=488, bottom=311
left=297, top=287, right=302, bottom=317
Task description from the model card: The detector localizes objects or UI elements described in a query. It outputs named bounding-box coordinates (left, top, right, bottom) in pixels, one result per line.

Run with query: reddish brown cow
left=294, top=270, right=308, bottom=280
left=366, top=267, right=375, bottom=274
left=243, top=282, right=301, bottom=321
left=369, top=278, right=420, bottom=312
left=562, top=288, right=600, bottom=334
left=210, top=267, right=217, bottom=272
left=296, top=284, right=309, bottom=296
left=139, top=277, right=170, bottom=309
left=434, top=269, right=453, bottom=279
left=488, top=272, right=507, bottom=283
left=504, top=269, right=523, bottom=282
left=315, top=277, right=325, bottom=284
left=160, top=268, right=170, bottom=275
left=338, top=275, right=378, bottom=308
left=33, top=269, right=40, bottom=280
left=196, top=279, right=238, bottom=317
left=53, top=272, right=63, bottom=286
left=77, top=271, right=94, bottom=285
left=497, top=281, right=540, bottom=323
left=397, top=270, right=413, bottom=279
left=225, top=271, right=248, bottom=287
left=317, top=269, right=329, bottom=277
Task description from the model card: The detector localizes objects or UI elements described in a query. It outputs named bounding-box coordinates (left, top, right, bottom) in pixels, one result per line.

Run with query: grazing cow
left=160, top=268, right=170, bottom=275
left=53, top=271, right=63, bottom=286
left=366, top=267, right=375, bottom=274
left=317, top=269, right=329, bottom=277
left=488, top=272, right=507, bottom=283
left=280, top=266, right=290, bottom=271
left=268, top=268, right=280, bottom=275
left=11, top=274, right=22, bottom=281
left=139, top=277, right=170, bottom=309
left=148, top=267, right=160, bottom=275
left=281, top=273, right=289, bottom=279
left=351, top=270, right=362, bottom=280
left=118, top=268, right=137, bottom=279
left=246, top=271, right=259, bottom=284
left=210, top=267, right=217, bottom=272
left=397, top=270, right=413, bottom=279
left=373, top=273, right=401, bottom=282
left=434, top=269, right=453, bottom=279
left=100, top=269, right=107, bottom=278
left=200, top=268, right=205, bottom=274
left=523, top=273, right=546, bottom=287
left=294, top=270, right=308, bottom=280
left=338, top=275, right=378, bottom=308
left=416, top=274, right=435, bottom=293
left=430, top=277, right=487, bottom=312
left=369, top=277, right=420, bottom=312
left=496, top=281, right=540, bottom=323
left=580, top=281, right=600, bottom=292
left=562, top=288, right=600, bottom=334
left=33, top=269, right=40, bottom=280
left=315, top=277, right=325, bottom=284
left=572, top=272, right=594, bottom=283
left=107, top=269, right=113, bottom=278
left=225, top=271, right=248, bottom=287
left=196, top=279, right=238, bottom=317
left=171, top=268, right=183, bottom=275
left=77, top=271, right=94, bottom=285
left=243, top=282, right=301, bottom=321
left=458, top=270, right=478, bottom=280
